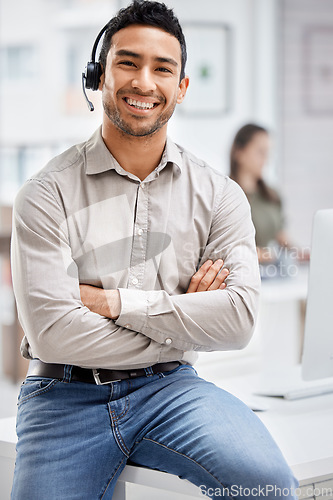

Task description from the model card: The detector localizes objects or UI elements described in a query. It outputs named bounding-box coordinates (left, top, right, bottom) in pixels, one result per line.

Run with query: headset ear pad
left=85, top=61, right=103, bottom=91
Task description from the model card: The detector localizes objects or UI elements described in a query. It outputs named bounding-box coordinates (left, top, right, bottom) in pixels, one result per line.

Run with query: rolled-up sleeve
left=116, top=179, right=261, bottom=352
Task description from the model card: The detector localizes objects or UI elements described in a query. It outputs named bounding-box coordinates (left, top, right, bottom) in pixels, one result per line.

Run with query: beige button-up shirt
left=11, top=127, right=260, bottom=370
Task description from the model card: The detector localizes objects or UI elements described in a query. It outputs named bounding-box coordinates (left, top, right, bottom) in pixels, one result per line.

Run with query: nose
left=131, top=67, right=157, bottom=93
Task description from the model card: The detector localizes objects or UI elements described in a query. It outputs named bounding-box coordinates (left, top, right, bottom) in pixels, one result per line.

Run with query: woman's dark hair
left=230, top=123, right=280, bottom=203
left=99, top=0, right=187, bottom=81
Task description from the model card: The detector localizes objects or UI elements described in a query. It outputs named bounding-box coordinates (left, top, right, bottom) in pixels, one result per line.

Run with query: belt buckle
left=92, top=369, right=120, bottom=385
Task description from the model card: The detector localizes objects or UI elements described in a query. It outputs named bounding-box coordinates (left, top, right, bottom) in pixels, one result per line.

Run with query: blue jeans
left=11, top=364, right=298, bottom=499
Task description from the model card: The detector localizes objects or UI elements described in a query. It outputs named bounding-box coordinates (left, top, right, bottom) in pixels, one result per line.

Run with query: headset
left=82, top=22, right=110, bottom=111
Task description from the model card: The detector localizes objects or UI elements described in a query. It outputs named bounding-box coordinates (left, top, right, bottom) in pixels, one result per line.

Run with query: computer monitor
left=302, top=209, right=333, bottom=381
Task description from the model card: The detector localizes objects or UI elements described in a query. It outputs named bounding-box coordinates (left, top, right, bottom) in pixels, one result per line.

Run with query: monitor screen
left=302, top=209, right=333, bottom=380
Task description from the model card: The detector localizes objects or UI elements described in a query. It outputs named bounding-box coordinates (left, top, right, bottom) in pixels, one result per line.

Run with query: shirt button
left=165, top=338, right=172, bottom=345
left=137, top=228, right=143, bottom=236
left=140, top=183, right=145, bottom=189
left=131, top=277, right=139, bottom=285
left=124, top=324, right=132, bottom=329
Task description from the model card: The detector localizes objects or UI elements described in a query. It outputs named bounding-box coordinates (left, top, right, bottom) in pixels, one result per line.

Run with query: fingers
left=207, top=266, right=229, bottom=291
left=186, top=260, right=213, bottom=293
left=186, top=259, right=229, bottom=293
left=196, top=259, right=228, bottom=292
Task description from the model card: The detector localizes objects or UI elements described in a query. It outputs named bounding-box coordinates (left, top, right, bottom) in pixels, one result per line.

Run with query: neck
left=102, top=118, right=167, bottom=181
left=237, top=172, right=259, bottom=194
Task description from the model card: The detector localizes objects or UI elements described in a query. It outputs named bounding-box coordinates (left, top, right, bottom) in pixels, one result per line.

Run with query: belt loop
left=144, top=366, right=154, bottom=377
left=62, top=365, right=73, bottom=383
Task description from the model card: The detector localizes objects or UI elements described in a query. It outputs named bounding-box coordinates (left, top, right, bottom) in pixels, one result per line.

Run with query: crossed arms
left=80, top=259, right=229, bottom=319
left=11, top=177, right=260, bottom=369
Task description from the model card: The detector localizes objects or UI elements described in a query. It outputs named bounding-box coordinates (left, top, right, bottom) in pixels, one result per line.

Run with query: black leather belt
left=27, top=359, right=181, bottom=385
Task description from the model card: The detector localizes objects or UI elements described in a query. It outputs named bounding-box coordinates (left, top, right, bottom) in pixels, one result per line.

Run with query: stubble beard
left=102, top=93, right=177, bottom=138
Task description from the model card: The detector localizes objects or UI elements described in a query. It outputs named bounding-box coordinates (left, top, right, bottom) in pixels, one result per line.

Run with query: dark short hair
left=99, top=0, right=187, bottom=81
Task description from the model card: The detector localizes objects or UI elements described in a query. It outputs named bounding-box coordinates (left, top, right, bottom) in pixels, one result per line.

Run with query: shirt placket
left=128, top=181, right=149, bottom=289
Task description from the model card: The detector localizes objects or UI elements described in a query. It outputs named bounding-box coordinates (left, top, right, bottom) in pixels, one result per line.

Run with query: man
left=11, top=1, right=298, bottom=498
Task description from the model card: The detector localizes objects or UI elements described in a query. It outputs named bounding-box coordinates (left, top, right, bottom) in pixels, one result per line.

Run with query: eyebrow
left=115, top=49, right=178, bottom=67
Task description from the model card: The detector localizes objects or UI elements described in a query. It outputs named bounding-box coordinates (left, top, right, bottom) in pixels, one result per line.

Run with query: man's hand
left=79, top=285, right=121, bottom=320
left=186, top=259, right=229, bottom=293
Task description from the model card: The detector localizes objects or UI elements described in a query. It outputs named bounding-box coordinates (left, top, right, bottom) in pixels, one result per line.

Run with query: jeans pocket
left=18, top=377, right=59, bottom=406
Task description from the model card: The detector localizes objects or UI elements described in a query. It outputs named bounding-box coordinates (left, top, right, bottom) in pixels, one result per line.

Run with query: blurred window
left=67, top=44, right=83, bottom=86
left=1, top=46, right=38, bottom=81
left=0, top=145, right=67, bottom=205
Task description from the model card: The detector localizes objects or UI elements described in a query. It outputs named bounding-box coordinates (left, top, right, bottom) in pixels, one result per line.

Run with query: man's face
left=100, top=24, right=188, bottom=137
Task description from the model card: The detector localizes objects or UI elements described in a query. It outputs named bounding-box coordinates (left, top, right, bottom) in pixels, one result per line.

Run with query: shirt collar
left=85, top=126, right=183, bottom=176
left=158, top=136, right=182, bottom=174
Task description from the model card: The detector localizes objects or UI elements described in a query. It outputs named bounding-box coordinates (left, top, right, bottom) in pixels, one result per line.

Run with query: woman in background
left=230, top=123, right=289, bottom=263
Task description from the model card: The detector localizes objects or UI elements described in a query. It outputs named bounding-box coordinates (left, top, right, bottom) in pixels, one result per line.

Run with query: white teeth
left=126, top=98, right=155, bottom=109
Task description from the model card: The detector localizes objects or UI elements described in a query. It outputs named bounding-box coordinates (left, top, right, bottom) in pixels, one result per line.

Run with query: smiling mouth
left=124, top=97, right=159, bottom=110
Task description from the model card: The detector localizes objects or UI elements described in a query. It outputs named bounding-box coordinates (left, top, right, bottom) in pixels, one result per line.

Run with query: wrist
left=105, top=289, right=121, bottom=319
left=80, top=285, right=121, bottom=319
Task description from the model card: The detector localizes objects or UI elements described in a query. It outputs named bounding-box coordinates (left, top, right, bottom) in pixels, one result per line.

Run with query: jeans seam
left=113, top=395, right=130, bottom=420
left=140, top=437, right=235, bottom=499
left=63, top=364, right=73, bottom=383
left=100, top=455, right=127, bottom=500
left=18, top=379, right=60, bottom=406
left=109, top=407, right=130, bottom=457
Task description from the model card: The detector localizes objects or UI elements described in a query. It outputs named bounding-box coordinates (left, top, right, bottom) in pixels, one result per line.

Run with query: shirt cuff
left=115, top=288, right=177, bottom=348
left=116, top=288, right=148, bottom=332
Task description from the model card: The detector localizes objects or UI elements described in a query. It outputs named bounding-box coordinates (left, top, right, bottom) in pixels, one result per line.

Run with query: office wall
left=161, top=0, right=279, bottom=175
left=0, top=0, right=117, bottom=146
left=279, top=0, right=333, bottom=247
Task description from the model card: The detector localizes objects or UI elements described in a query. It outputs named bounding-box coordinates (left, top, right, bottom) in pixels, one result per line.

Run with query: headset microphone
left=81, top=72, right=95, bottom=111
left=82, top=22, right=109, bottom=111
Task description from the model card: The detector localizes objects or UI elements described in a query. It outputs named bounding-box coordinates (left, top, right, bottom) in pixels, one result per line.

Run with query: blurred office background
left=0, top=0, right=333, bottom=394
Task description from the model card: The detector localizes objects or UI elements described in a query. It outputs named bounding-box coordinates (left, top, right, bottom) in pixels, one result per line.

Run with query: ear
left=98, top=65, right=105, bottom=91
left=177, top=76, right=189, bottom=104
